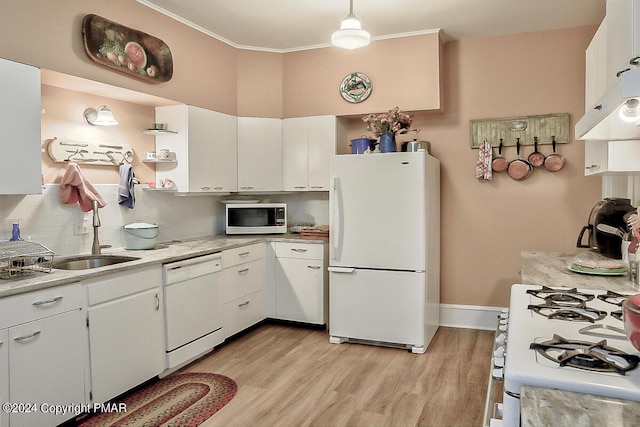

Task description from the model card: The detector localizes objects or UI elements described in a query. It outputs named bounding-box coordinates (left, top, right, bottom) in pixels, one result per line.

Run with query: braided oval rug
left=79, top=373, right=237, bottom=427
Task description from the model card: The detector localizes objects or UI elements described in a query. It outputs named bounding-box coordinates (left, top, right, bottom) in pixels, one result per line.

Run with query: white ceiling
left=137, top=0, right=605, bottom=52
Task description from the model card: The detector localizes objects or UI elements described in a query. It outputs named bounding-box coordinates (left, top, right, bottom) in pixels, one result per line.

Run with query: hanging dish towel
left=476, top=139, right=493, bottom=180
left=59, top=162, right=107, bottom=212
left=118, top=164, right=135, bottom=209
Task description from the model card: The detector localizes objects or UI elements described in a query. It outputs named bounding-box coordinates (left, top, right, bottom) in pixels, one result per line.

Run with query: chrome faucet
left=92, top=200, right=101, bottom=255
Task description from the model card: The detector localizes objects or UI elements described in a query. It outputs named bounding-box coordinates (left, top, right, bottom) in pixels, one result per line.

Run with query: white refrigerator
left=328, top=151, right=440, bottom=353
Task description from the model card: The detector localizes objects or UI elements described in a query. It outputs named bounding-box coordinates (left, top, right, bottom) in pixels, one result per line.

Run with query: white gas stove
left=488, top=284, right=640, bottom=427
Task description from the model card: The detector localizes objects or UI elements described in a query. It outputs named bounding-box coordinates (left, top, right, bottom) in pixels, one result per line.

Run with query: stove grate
left=530, top=334, right=640, bottom=375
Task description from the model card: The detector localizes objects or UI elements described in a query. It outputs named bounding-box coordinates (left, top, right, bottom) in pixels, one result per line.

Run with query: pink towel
left=59, top=162, right=106, bottom=212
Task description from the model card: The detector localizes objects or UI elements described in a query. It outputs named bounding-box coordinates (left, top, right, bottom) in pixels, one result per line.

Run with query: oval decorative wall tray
left=82, top=14, right=173, bottom=83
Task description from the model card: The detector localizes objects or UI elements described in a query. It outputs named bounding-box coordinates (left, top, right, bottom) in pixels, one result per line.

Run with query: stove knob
left=498, top=324, right=508, bottom=332
left=494, top=346, right=506, bottom=358
left=494, top=356, right=505, bottom=368
left=495, top=333, right=507, bottom=345
left=500, top=309, right=509, bottom=319
left=499, top=318, right=508, bottom=325
left=492, top=367, right=504, bottom=380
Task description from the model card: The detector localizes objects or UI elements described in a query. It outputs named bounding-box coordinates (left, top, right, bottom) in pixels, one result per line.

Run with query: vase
left=379, top=133, right=397, bottom=153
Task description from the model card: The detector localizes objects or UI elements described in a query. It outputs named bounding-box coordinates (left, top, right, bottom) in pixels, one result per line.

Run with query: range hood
left=576, top=68, right=640, bottom=141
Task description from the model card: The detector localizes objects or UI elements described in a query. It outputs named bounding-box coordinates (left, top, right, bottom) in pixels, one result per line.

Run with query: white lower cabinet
left=84, top=266, right=164, bottom=404
left=0, top=328, right=8, bottom=427
left=0, top=282, right=85, bottom=427
left=222, top=243, right=267, bottom=338
left=273, top=242, right=328, bottom=325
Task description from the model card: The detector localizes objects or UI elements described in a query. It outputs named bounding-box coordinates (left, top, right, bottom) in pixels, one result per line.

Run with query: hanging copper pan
left=507, top=138, right=533, bottom=181
left=544, top=136, right=565, bottom=172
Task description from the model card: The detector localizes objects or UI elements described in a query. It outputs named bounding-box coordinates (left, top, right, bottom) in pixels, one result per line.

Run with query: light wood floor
left=183, top=323, right=494, bottom=427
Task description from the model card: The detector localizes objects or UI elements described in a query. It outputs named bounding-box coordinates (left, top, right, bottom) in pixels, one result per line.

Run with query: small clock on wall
left=339, top=72, right=372, bottom=103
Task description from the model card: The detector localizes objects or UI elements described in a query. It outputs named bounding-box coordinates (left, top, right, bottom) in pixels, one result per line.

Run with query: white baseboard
left=439, top=303, right=506, bottom=330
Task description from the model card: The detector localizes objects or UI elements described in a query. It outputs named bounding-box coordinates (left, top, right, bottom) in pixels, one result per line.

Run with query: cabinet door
left=88, top=288, right=164, bottom=403
left=237, top=117, right=283, bottom=191
left=275, top=257, right=325, bottom=324
left=0, top=329, right=8, bottom=427
left=585, top=20, right=608, bottom=109
left=9, top=310, right=85, bottom=427
left=584, top=140, right=609, bottom=175
left=187, top=105, right=216, bottom=192
left=0, top=58, right=41, bottom=195
left=308, top=115, right=337, bottom=191
left=282, top=117, right=309, bottom=191
left=606, top=0, right=634, bottom=86
left=209, top=110, right=238, bottom=192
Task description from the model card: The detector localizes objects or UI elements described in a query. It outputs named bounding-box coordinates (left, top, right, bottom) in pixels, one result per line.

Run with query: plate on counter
left=567, top=263, right=628, bottom=276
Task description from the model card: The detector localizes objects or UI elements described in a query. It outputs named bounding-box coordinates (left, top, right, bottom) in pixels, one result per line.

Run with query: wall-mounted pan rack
left=470, top=113, right=569, bottom=148
left=46, top=137, right=134, bottom=165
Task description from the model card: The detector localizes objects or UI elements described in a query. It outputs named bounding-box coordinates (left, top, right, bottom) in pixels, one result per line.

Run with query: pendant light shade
left=331, top=0, right=370, bottom=49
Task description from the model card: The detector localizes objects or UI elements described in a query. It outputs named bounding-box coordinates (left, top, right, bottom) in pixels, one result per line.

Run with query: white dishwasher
left=163, top=253, right=224, bottom=370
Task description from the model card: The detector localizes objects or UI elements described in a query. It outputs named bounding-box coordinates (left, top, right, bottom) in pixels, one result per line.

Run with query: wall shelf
left=46, top=137, right=134, bottom=165
left=469, top=113, right=569, bottom=148
left=142, top=129, right=177, bottom=135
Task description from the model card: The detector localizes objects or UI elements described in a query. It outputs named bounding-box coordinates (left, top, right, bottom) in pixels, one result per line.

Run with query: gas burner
left=528, top=303, right=606, bottom=322
left=597, top=291, right=632, bottom=307
left=611, top=310, right=623, bottom=321
left=527, top=286, right=594, bottom=306
left=530, top=334, right=640, bottom=375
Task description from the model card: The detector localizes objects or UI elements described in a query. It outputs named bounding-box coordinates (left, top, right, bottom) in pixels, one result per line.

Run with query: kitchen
left=2, top=0, right=640, bottom=426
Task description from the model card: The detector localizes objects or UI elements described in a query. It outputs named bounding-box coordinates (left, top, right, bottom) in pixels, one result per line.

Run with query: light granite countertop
left=521, top=250, right=639, bottom=293
left=521, top=386, right=640, bottom=427
left=519, top=251, right=640, bottom=426
left=0, top=233, right=326, bottom=299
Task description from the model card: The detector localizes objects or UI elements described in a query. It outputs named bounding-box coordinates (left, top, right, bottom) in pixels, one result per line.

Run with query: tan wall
left=282, top=33, right=442, bottom=117
left=0, top=0, right=238, bottom=114
left=0, top=1, right=604, bottom=307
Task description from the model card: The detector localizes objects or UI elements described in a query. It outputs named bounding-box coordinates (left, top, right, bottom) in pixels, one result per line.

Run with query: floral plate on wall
left=339, top=72, right=372, bottom=103
left=82, top=14, right=173, bottom=83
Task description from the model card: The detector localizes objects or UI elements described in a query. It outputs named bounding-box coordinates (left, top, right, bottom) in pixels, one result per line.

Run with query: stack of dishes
left=567, top=251, right=628, bottom=275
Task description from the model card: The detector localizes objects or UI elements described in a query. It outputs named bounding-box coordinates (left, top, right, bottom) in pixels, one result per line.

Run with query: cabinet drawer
left=85, top=265, right=162, bottom=306
left=222, top=243, right=265, bottom=268
left=222, top=258, right=266, bottom=303
left=275, top=242, right=324, bottom=260
left=0, top=282, right=82, bottom=329
left=223, top=289, right=266, bottom=338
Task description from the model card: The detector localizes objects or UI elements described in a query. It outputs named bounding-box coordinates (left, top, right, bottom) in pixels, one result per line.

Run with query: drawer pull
left=238, top=301, right=250, bottom=308
left=291, top=248, right=308, bottom=253
left=307, top=265, right=321, bottom=269
left=14, top=330, right=41, bottom=342
left=238, top=251, right=250, bottom=257
left=237, top=268, right=250, bottom=274
left=214, top=186, right=223, bottom=190
left=32, top=296, right=63, bottom=306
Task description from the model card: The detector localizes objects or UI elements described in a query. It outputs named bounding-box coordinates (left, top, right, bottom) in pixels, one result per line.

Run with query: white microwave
left=225, top=203, right=287, bottom=234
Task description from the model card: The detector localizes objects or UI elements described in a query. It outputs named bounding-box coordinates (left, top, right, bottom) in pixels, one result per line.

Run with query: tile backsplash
left=0, top=186, right=329, bottom=257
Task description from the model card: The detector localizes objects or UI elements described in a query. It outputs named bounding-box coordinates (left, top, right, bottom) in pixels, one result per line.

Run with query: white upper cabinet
left=605, top=0, right=640, bottom=86
left=0, top=58, right=42, bottom=195
left=154, top=105, right=237, bottom=193
left=585, top=20, right=608, bottom=109
left=282, top=115, right=343, bottom=191
left=237, top=117, right=283, bottom=192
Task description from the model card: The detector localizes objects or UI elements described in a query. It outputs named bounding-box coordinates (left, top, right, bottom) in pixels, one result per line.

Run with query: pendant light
left=331, top=0, right=370, bottom=49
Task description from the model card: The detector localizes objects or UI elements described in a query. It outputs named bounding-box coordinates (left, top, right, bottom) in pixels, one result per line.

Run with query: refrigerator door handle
left=327, top=267, right=355, bottom=274
left=331, top=175, right=342, bottom=261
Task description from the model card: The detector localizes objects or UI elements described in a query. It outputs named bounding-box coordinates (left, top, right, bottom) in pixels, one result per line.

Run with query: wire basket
left=0, top=241, right=54, bottom=279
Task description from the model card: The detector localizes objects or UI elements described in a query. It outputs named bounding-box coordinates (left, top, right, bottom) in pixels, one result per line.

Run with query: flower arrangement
left=363, top=106, right=414, bottom=138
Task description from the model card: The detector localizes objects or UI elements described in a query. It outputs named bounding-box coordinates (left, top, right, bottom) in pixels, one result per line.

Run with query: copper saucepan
left=528, top=136, right=545, bottom=167
left=544, top=136, right=565, bottom=172
left=507, top=137, right=533, bottom=181
left=492, top=139, right=508, bottom=172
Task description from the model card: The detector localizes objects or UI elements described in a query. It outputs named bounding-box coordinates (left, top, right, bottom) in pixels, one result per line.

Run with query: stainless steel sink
left=51, top=255, right=141, bottom=270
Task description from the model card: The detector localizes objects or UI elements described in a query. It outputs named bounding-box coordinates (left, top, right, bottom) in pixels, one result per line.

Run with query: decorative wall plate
left=339, top=72, right=372, bottom=103
left=82, top=14, right=173, bottom=83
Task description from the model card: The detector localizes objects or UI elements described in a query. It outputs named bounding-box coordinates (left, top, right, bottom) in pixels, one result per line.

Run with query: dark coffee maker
left=577, top=198, right=636, bottom=259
